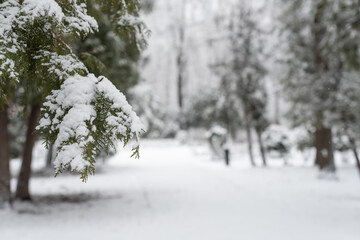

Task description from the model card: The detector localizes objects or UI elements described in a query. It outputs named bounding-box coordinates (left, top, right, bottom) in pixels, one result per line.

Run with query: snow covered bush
left=333, top=135, right=351, bottom=152
left=206, top=125, right=227, bottom=158
left=290, top=127, right=315, bottom=163
left=291, top=127, right=314, bottom=152
left=262, top=125, right=292, bottom=157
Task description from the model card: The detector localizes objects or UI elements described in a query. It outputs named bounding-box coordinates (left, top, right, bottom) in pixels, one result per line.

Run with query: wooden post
left=224, top=149, right=230, bottom=166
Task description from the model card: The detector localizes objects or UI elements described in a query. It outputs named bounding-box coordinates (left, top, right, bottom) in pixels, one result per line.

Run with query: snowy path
left=1, top=139, right=360, bottom=240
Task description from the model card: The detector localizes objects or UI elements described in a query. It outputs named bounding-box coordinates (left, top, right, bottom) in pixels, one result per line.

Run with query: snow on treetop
left=0, top=0, right=98, bottom=84
left=0, top=0, right=98, bottom=33
left=18, top=0, right=64, bottom=23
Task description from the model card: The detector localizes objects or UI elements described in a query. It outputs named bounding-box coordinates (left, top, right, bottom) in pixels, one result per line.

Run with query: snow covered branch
left=37, top=74, right=144, bottom=181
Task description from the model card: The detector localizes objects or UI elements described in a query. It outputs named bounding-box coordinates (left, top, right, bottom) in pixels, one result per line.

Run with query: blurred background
left=2, top=0, right=360, bottom=239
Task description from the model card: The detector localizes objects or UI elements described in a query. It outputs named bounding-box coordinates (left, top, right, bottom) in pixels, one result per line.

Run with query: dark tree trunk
left=176, top=4, right=186, bottom=112
left=244, top=114, right=255, bottom=166
left=15, top=103, right=41, bottom=200
left=0, top=106, right=11, bottom=206
left=274, top=90, right=280, bottom=125
left=176, top=25, right=186, bottom=130
left=256, top=129, right=267, bottom=167
left=177, top=50, right=184, bottom=110
left=315, top=127, right=335, bottom=172
left=349, top=137, right=360, bottom=177
left=312, top=3, right=335, bottom=173
left=46, top=143, right=54, bottom=169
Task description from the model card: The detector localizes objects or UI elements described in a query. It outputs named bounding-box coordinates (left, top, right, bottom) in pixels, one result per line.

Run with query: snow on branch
left=0, top=0, right=20, bottom=84
left=16, top=0, right=98, bottom=34
left=0, top=0, right=98, bottom=94
left=34, top=50, right=88, bottom=81
left=37, top=74, right=144, bottom=181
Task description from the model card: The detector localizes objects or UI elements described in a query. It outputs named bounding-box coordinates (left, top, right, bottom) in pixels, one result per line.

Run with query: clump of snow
left=64, top=1, right=98, bottom=36
left=96, top=77, right=143, bottom=135
left=206, top=125, right=227, bottom=138
left=34, top=51, right=88, bottom=81
left=17, top=0, right=64, bottom=25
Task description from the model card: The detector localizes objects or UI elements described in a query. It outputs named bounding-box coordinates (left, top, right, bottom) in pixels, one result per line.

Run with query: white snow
left=18, top=0, right=64, bottom=24
left=34, top=51, right=89, bottom=81
left=1, top=139, right=360, bottom=240
left=13, top=0, right=97, bottom=35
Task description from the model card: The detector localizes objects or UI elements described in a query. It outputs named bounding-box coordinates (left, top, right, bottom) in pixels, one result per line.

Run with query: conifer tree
left=220, top=5, right=269, bottom=166
left=42, top=0, right=151, bottom=166
left=330, top=1, right=360, bottom=176
left=0, top=0, right=146, bottom=203
left=74, top=0, right=149, bottom=95
left=280, top=0, right=360, bottom=174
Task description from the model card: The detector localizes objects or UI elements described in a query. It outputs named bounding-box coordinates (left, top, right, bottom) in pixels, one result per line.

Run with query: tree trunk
left=15, top=103, right=41, bottom=200
left=46, top=143, right=54, bottom=169
left=177, top=49, right=184, bottom=110
left=274, top=90, right=280, bottom=125
left=349, top=137, right=360, bottom=177
left=176, top=25, right=186, bottom=129
left=0, top=106, right=11, bottom=206
left=244, top=115, right=255, bottom=166
left=256, top=129, right=267, bottom=167
left=176, top=2, right=186, bottom=112
left=315, top=127, right=335, bottom=172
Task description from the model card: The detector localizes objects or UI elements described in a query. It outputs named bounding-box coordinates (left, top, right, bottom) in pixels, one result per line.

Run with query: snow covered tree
left=184, top=84, right=242, bottom=136
left=280, top=0, right=360, bottom=174
left=74, top=0, right=150, bottom=95
left=331, top=2, right=360, bottom=176
left=39, top=0, right=151, bottom=166
left=336, top=73, right=360, bottom=176
left=219, top=5, right=269, bottom=166
left=0, top=0, right=146, bottom=203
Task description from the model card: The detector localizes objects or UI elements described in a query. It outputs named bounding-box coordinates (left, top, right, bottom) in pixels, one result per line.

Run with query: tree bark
left=15, top=103, right=41, bottom=200
left=244, top=114, right=255, bottom=166
left=315, top=127, right=336, bottom=172
left=256, top=129, right=267, bottom=167
left=177, top=47, right=184, bottom=110
left=349, top=137, right=360, bottom=177
left=46, top=143, right=54, bottom=169
left=0, top=106, right=11, bottom=206
left=176, top=2, right=186, bottom=112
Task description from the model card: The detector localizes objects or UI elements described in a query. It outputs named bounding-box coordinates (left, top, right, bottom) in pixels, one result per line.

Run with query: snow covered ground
left=1, top=139, right=360, bottom=240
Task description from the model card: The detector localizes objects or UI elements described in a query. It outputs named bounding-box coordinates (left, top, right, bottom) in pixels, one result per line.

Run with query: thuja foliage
left=37, top=74, right=143, bottom=182
left=75, top=0, right=151, bottom=95
left=0, top=0, right=147, bottom=181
